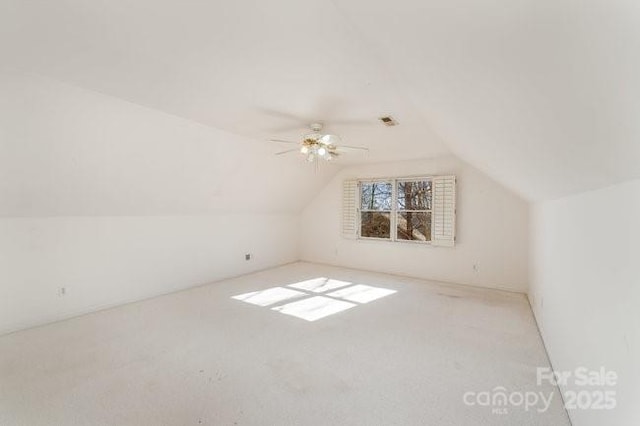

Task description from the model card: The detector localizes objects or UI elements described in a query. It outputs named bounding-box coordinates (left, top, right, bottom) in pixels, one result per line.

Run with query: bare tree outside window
left=358, top=179, right=433, bottom=242
left=360, top=182, right=392, bottom=239
left=397, top=180, right=432, bottom=241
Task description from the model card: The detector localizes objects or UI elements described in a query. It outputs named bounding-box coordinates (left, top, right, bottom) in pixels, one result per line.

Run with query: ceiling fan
left=270, top=123, right=368, bottom=163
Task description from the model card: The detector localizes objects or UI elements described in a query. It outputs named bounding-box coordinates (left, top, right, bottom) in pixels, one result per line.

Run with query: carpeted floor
left=0, top=262, right=570, bottom=425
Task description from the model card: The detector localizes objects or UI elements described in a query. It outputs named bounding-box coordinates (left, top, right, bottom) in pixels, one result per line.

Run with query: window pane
left=397, top=212, right=431, bottom=241
left=360, top=182, right=392, bottom=210
left=360, top=212, right=391, bottom=239
left=397, top=180, right=432, bottom=210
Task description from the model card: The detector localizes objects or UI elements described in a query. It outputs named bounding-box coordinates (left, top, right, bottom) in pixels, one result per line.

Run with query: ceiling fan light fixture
left=269, top=122, right=367, bottom=165
left=320, top=134, right=340, bottom=146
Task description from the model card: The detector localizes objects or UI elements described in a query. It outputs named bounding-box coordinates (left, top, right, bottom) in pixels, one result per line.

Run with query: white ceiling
left=0, top=0, right=448, bottom=166
left=333, top=0, right=640, bottom=200
left=2, top=0, right=640, bottom=201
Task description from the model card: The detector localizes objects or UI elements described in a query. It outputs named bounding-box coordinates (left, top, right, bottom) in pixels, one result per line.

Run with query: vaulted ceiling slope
left=2, top=0, right=639, bottom=203
left=0, top=72, right=337, bottom=216
left=334, top=0, right=640, bottom=200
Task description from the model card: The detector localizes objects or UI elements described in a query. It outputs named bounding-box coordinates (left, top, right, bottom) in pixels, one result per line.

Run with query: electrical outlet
left=473, top=263, right=480, bottom=273
left=57, top=287, right=67, bottom=297
left=245, top=253, right=251, bottom=261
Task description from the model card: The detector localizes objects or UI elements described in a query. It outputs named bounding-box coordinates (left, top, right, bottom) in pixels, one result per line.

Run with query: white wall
left=0, top=215, right=298, bottom=335
left=0, top=72, right=337, bottom=217
left=0, top=72, right=321, bottom=334
left=300, top=156, right=529, bottom=292
left=530, top=180, right=640, bottom=426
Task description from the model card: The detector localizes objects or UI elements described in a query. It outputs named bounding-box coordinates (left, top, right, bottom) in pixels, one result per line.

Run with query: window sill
left=356, top=236, right=433, bottom=246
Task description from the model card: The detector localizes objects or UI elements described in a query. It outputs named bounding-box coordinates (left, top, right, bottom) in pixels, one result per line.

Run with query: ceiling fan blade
left=275, top=148, right=299, bottom=156
left=268, top=124, right=308, bottom=134
left=257, top=107, right=309, bottom=123
left=330, top=119, right=374, bottom=126
left=337, top=145, right=369, bottom=151
left=269, top=138, right=299, bottom=144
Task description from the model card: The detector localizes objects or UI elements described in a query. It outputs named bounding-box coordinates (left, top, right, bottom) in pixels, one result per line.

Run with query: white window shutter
left=431, top=175, right=456, bottom=247
left=342, top=179, right=358, bottom=239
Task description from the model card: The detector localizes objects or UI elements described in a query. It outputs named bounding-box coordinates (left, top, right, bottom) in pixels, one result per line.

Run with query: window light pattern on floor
left=231, top=287, right=306, bottom=307
left=273, top=296, right=356, bottom=321
left=327, top=284, right=396, bottom=304
left=287, top=277, right=351, bottom=293
left=232, top=277, right=397, bottom=321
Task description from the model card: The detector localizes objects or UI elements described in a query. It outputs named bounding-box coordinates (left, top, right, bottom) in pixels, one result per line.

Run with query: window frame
left=358, top=179, right=393, bottom=241
left=357, top=176, right=433, bottom=244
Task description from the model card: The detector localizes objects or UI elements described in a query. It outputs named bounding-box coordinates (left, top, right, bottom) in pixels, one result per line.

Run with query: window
left=396, top=179, right=432, bottom=241
left=359, top=181, right=392, bottom=239
left=359, top=178, right=432, bottom=242
left=343, top=175, right=456, bottom=246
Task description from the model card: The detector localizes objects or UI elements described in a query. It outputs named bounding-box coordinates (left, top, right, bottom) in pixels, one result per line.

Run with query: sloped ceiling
left=0, top=0, right=448, bottom=167
left=0, top=72, right=338, bottom=216
left=333, top=0, right=640, bottom=200
left=1, top=0, right=639, bottom=205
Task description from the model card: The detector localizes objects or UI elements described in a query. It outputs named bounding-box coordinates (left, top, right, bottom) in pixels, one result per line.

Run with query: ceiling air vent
left=379, top=115, right=398, bottom=127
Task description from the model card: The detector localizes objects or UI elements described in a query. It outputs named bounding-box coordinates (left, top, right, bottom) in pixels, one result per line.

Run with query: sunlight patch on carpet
left=287, top=277, right=352, bottom=293
left=231, top=287, right=306, bottom=307
left=272, top=296, right=356, bottom=321
left=232, top=278, right=397, bottom=321
left=327, top=284, right=397, bottom=304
